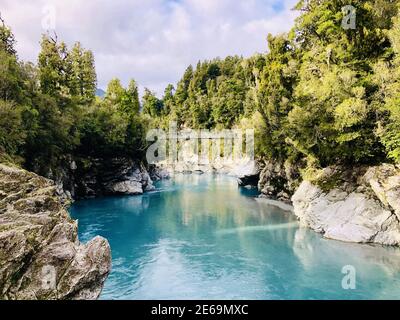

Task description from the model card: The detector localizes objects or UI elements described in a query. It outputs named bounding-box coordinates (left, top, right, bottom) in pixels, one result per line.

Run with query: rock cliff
left=292, top=164, right=400, bottom=246
left=45, top=157, right=159, bottom=200
left=0, top=164, right=111, bottom=299
left=257, top=160, right=302, bottom=203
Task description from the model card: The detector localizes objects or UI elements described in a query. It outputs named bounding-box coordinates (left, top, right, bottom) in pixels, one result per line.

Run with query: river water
left=69, top=174, right=400, bottom=300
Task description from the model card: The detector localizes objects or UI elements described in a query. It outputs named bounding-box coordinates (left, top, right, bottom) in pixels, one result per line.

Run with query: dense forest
left=1, top=0, right=400, bottom=180
left=0, top=23, right=149, bottom=175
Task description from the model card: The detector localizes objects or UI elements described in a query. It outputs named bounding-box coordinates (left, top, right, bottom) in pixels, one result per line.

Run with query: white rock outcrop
left=110, top=180, right=143, bottom=195
left=108, top=163, right=155, bottom=195
left=292, top=164, right=400, bottom=246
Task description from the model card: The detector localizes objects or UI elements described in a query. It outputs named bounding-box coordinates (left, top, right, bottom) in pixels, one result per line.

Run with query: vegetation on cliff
left=150, top=0, right=400, bottom=172
left=0, top=0, right=400, bottom=180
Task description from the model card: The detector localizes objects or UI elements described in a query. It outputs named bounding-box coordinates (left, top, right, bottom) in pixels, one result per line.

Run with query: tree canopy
left=0, top=24, right=147, bottom=172
left=1, top=0, right=400, bottom=176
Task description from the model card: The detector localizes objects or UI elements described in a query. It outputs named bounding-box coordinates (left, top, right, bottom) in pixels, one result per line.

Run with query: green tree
left=105, top=78, right=125, bottom=104
left=162, top=84, right=174, bottom=117
left=69, top=42, right=97, bottom=103
left=38, top=35, right=70, bottom=99
left=374, top=6, right=400, bottom=163
left=23, top=93, right=78, bottom=171
left=0, top=100, right=26, bottom=157
left=0, top=16, right=16, bottom=55
left=173, top=65, right=193, bottom=123
left=0, top=23, right=24, bottom=102
left=126, top=79, right=140, bottom=114
left=211, top=78, right=246, bottom=128
left=78, top=103, right=129, bottom=157
left=142, top=88, right=163, bottom=117
left=286, top=0, right=395, bottom=167
left=105, top=78, right=141, bottom=115
left=254, top=34, right=297, bottom=160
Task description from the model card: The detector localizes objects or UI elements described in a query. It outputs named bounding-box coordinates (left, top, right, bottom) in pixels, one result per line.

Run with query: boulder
left=109, top=180, right=143, bottom=195
left=107, top=162, right=156, bottom=195
left=0, top=164, right=111, bottom=299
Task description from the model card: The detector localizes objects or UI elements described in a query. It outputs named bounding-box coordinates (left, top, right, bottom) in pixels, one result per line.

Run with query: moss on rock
left=0, top=163, right=111, bottom=300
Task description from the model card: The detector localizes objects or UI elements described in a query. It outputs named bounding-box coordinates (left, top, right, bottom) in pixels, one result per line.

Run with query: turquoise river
left=69, top=174, right=400, bottom=300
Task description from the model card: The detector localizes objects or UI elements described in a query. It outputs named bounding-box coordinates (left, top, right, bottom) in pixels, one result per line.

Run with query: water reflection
left=293, top=228, right=400, bottom=279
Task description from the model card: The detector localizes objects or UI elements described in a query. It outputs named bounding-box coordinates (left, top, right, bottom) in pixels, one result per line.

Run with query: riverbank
left=252, top=160, right=400, bottom=247
left=42, top=157, right=170, bottom=202
left=292, top=164, right=400, bottom=246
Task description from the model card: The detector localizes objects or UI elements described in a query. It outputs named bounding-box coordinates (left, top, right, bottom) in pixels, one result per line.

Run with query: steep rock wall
left=0, top=164, right=111, bottom=299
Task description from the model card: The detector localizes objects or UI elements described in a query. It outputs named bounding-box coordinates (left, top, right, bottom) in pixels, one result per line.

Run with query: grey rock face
left=258, top=161, right=302, bottom=203
left=107, top=162, right=155, bottom=195
left=0, top=164, right=111, bottom=300
left=237, top=163, right=260, bottom=187
left=364, top=164, right=400, bottom=221
left=49, top=157, right=157, bottom=199
left=149, top=165, right=170, bottom=182
left=292, top=164, right=400, bottom=246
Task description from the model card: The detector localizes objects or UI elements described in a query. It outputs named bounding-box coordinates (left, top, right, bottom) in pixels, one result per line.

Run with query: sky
left=1, top=0, right=299, bottom=97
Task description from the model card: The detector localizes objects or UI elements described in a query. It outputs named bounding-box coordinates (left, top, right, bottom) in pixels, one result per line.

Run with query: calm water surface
left=69, top=174, right=400, bottom=300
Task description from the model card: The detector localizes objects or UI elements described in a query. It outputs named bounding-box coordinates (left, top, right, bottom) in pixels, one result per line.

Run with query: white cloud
left=1, top=0, right=299, bottom=96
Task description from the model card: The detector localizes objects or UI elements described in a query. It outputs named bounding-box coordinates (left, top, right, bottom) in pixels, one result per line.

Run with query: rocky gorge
left=0, top=156, right=170, bottom=300
left=1, top=154, right=399, bottom=300
left=60, top=156, right=400, bottom=248
left=157, top=160, right=400, bottom=247
left=161, top=154, right=399, bottom=247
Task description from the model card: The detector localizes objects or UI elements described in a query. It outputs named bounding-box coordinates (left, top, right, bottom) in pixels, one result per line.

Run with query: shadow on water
left=238, top=185, right=260, bottom=197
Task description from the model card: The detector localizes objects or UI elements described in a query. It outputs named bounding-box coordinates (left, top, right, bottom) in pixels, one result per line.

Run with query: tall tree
left=0, top=15, right=16, bottom=56
left=173, top=65, right=193, bottom=122
left=142, top=88, right=163, bottom=117
left=69, top=42, right=97, bottom=103
left=38, top=34, right=70, bottom=98
left=105, top=78, right=125, bottom=104
left=253, top=34, right=297, bottom=160
left=126, top=79, right=140, bottom=114
left=0, top=20, right=24, bottom=102
left=162, top=84, right=174, bottom=116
